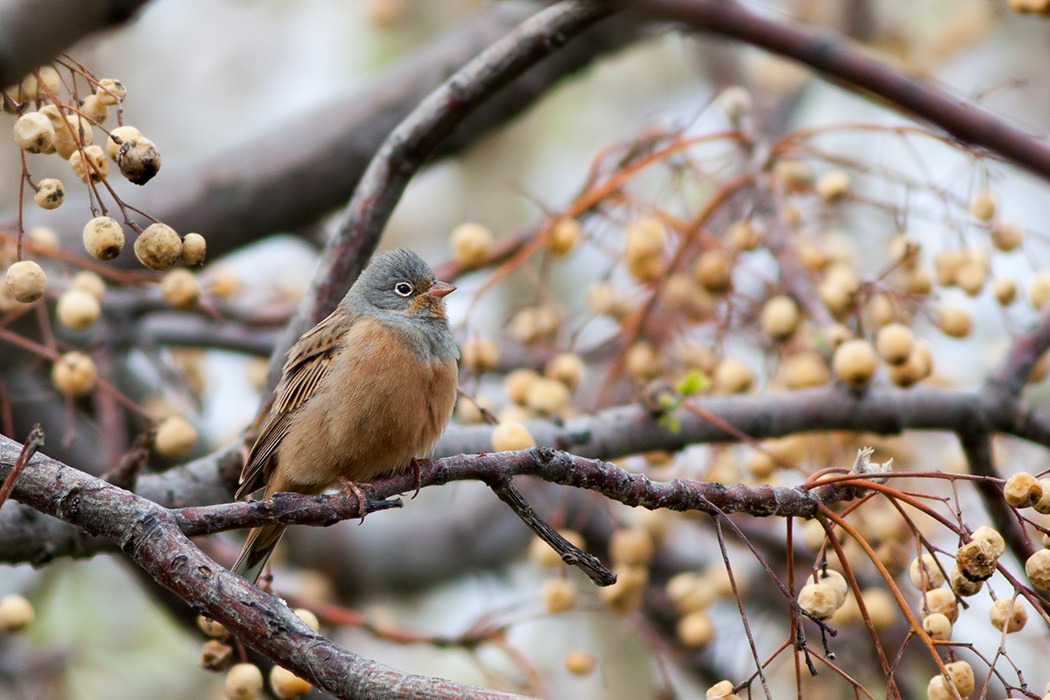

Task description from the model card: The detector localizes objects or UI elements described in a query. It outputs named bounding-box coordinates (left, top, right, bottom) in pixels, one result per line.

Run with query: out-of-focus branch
left=0, top=433, right=527, bottom=700
left=267, top=1, right=612, bottom=396
left=0, top=0, right=151, bottom=89
left=615, top=0, right=1050, bottom=183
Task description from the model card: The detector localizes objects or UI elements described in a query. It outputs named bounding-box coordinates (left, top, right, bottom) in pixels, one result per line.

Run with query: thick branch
left=618, top=0, right=1050, bottom=183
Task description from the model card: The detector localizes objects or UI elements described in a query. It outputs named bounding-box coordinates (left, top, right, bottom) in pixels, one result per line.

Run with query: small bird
left=232, top=249, right=459, bottom=584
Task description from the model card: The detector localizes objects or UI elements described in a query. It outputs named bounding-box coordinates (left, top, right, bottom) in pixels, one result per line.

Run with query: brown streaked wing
left=236, top=311, right=353, bottom=498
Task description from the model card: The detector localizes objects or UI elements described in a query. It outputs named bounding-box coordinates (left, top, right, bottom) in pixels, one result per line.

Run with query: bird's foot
left=338, top=478, right=369, bottom=524
left=408, top=458, right=430, bottom=499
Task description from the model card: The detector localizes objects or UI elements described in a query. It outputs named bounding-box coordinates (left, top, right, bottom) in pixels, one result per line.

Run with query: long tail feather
left=231, top=523, right=287, bottom=585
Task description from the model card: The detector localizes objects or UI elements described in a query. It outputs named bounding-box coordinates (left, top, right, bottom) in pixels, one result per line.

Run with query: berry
left=155, top=416, right=197, bottom=458
left=200, top=640, right=233, bottom=672
left=991, top=220, right=1024, bottom=251
left=1004, top=472, right=1041, bottom=508
left=908, top=554, right=945, bottom=591
left=28, top=227, right=58, bottom=252
left=13, top=112, right=54, bottom=153
left=524, top=377, right=571, bottom=417
left=707, top=680, right=738, bottom=700
left=666, top=572, right=715, bottom=614
left=79, top=94, right=108, bottom=123
left=779, top=352, right=830, bottom=389
left=461, top=337, right=499, bottom=373
left=993, top=278, right=1016, bottom=306
left=798, top=582, right=839, bottom=619
left=69, top=144, right=108, bottom=183
left=490, top=421, right=535, bottom=452
left=695, top=249, right=733, bottom=293
left=83, top=217, right=125, bottom=260
left=56, top=289, right=101, bottom=331
left=33, top=178, right=64, bottom=209
left=197, top=614, right=227, bottom=637
left=95, top=78, right=126, bottom=105
left=293, top=608, right=320, bottom=632
left=503, top=368, right=540, bottom=405
left=52, top=113, right=93, bottom=159
left=816, top=169, right=850, bottom=200
left=676, top=610, right=714, bottom=647
left=1030, top=271, right=1050, bottom=309
left=117, top=136, right=161, bottom=185
left=17, top=67, right=61, bottom=101
left=922, top=587, right=958, bottom=622
left=547, top=217, right=580, bottom=256
left=832, top=339, right=877, bottom=388
left=52, top=351, right=97, bottom=396
left=875, top=323, right=914, bottom=366
left=450, top=222, right=492, bottom=268
left=922, top=612, right=952, bottom=641
left=937, top=306, right=971, bottom=339
left=759, top=295, right=800, bottom=340
left=269, top=666, right=311, bottom=699
left=160, top=269, right=201, bottom=310
left=955, top=538, right=996, bottom=581
left=0, top=594, right=34, bottom=632
left=1025, top=549, right=1050, bottom=590
left=180, top=233, right=207, bottom=266
left=225, top=663, right=263, bottom=700
left=609, top=528, right=653, bottom=567
left=564, top=650, right=595, bottom=676
left=541, top=578, right=576, bottom=613
left=545, top=352, right=584, bottom=390
left=989, top=597, right=1026, bottom=633
left=5, top=260, right=47, bottom=302
left=972, top=525, right=1005, bottom=558
left=134, top=223, right=182, bottom=270
left=599, top=566, right=648, bottom=614
left=713, top=358, right=753, bottom=394
left=106, top=125, right=141, bottom=160
left=948, top=563, right=982, bottom=597
left=969, top=190, right=997, bottom=220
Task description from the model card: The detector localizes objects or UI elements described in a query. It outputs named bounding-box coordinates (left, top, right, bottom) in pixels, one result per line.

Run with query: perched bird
left=232, top=249, right=459, bottom=584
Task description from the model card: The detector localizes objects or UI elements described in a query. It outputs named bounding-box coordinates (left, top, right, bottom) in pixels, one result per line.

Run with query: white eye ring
left=394, top=282, right=413, bottom=297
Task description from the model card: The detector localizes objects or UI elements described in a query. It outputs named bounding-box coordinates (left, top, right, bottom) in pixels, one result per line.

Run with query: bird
left=231, top=249, right=459, bottom=585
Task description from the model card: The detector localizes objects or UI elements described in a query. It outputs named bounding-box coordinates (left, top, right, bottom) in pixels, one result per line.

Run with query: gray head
left=342, top=249, right=456, bottom=345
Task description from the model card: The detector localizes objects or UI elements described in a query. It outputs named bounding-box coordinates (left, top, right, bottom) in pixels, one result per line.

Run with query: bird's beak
left=427, top=281, right=456, bottom=298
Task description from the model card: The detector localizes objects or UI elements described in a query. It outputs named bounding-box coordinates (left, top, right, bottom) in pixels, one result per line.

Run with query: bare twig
left=0, top=424, right=42, bottom=509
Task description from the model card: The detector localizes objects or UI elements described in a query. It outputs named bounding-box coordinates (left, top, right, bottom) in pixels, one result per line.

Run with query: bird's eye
left=394, top=282, right=413, bottom=297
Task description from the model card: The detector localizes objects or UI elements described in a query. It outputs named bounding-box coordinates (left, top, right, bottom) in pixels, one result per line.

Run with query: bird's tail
left=231, top=523, right=288, bottom=585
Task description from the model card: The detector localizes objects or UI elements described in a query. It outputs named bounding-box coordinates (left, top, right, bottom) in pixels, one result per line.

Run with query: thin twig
left=0, top=424, right=43, bottom=509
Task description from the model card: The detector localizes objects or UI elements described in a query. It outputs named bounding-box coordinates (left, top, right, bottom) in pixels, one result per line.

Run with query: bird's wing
left=236, top=311, right=353, bottom=498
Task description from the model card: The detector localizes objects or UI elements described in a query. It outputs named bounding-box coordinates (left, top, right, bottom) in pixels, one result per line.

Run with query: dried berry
left=83, top=217, right=125, bottom=260
left=4, top=260, right=46, bottom=302
left=117, top=136, right=161, bottom=185
left=134, top=223, right=182, bottom=270
left=33, top=178, right=64, bottom=210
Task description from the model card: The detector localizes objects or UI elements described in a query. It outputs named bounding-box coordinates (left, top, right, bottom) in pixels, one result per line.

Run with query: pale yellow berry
left=491, top=421, right=535, bottom=452
left=923, top=587, right=958, bottom=623
left=760, top=295, right=800, bottom=340
left=922, top=612, right=952, bottom=641
left=17, top=67, right=61, bottom=101
left=197, top=614, right=227, bottom=638
left=79, top=94, right=108, bottom=123
left=599, top=566, right=648, bottom=614
left=991, top=220, right=1024, bottom=252
left=926, top=676, right=954, bottom=700
left=69, top=144, right=108, bottom=184
left=875, top=323, right=914, bottom=366
left=624, top=217, right=666, bottom=280
left=908, top=554, right=945, bottom=591
left=529, top=530, right=583, bottom=568
left=889, top=235, right=920, bottom=269
left=509, top=305, right=560, bottom=345
left=1004, top=472, right=1042, bottom=508
left=989, top=597, right=1026, bottom=633
left=609, top=528, right=653, bottom=567
left=52, top=351, right=97, bottom=396
left=461, top=337, right=499, bottom=373
left=798, top=582, right=839, bottom=620
left=52, top=113, right=93, bottom=159
left=5, top=260, right=46, bottom=303
left=888, top=341, right=933, bottom=388
left=797, top=241, right=830, bottom=272
left=954, top=261, right=985, bottom=296
left=450, top=222, right=493, bottom=268
left=745, top=449, right=776, bottom=479
left=861, top=588, right=897, bottom=630
left=948, top=563, right=983, bottom=597
left=160, top=269, right=201, bottom=310
left=71, top=270, right=106, bottom=299
left=95, top=78, right=126, bottom=105
left=179, top=232, right=207, bottom=266
left=934, top=250, right=966, bottom=287
left=713, top=358, right=753, bottom=394
left=1030, top=272, right=1050, bottom=309
left=269, top=666, right=311, bottom=699
left=155, top=416, right=197, bottom=458
left=564, top=650, right=595, bottom=676
left=812, top=569, right=848, bottom=609
left=969, top=190, right=997, bottom=221
left=0, top=594, right=34, bottom=632
left=117, top=136, right=161, bottom=185
left=937, top=306, right=971, bottom=339
left=33, top=178, right=64, bottom=210
left=225, top=663, right=263, bottom=700
left=1034, top=479, right=1050, bottom=514
left=26, top=226, right=58, bottom=252
left=1025, top=549, right=1050, bottom=590
left=663, top=274, right=715, bottom=322
left=695, top=249, right=733, bottom=293
left=545, top=352, right=584, bottom=391
left=972, top=526, right=1006, bottom=558
left=728, top=220, right=760, bottom=251
left=779, top=352, right=830, bottom=389
left=135, top=223, right=182, bottom=271
left=201, top=639, right=233, bottom=672
left=13, top=112, right=54, bottom=153
left=503, top=368, right=540, bottom=405
left=83, top=216, right=125, bottom=260
left=816, top=169, right=850, bottom=201
left=56, top=289, right=100, bottom=331
left=906, top=269, right=933, bottom=296
left=547, top=217, right=580, bottom=256
left=626, top=342, right=662, bottom=382
left=706, top=680, right=737, bottom=700
left=945, top=661, right=975, bottom=697
left=955, top=538, right=996, bottom=581
left=666, top=572, right=715, bottom=614
left=541, top=578, right=576, bottom=613
left=676, top=610, right=715, bottom=648
left=994, top=278, right=1017, bottom=306
left=293, top=608, right=320, bottom=632
left=525, top=378, right=571, bottom=417
left=832, top=339, right=877, bottom=388
left=106, top=125, right=141, bottom=160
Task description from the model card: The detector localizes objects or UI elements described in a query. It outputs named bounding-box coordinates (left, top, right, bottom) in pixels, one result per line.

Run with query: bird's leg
left=337, top=478, right=369, bottom=524
left=408, top=458, right=429, bottom=499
